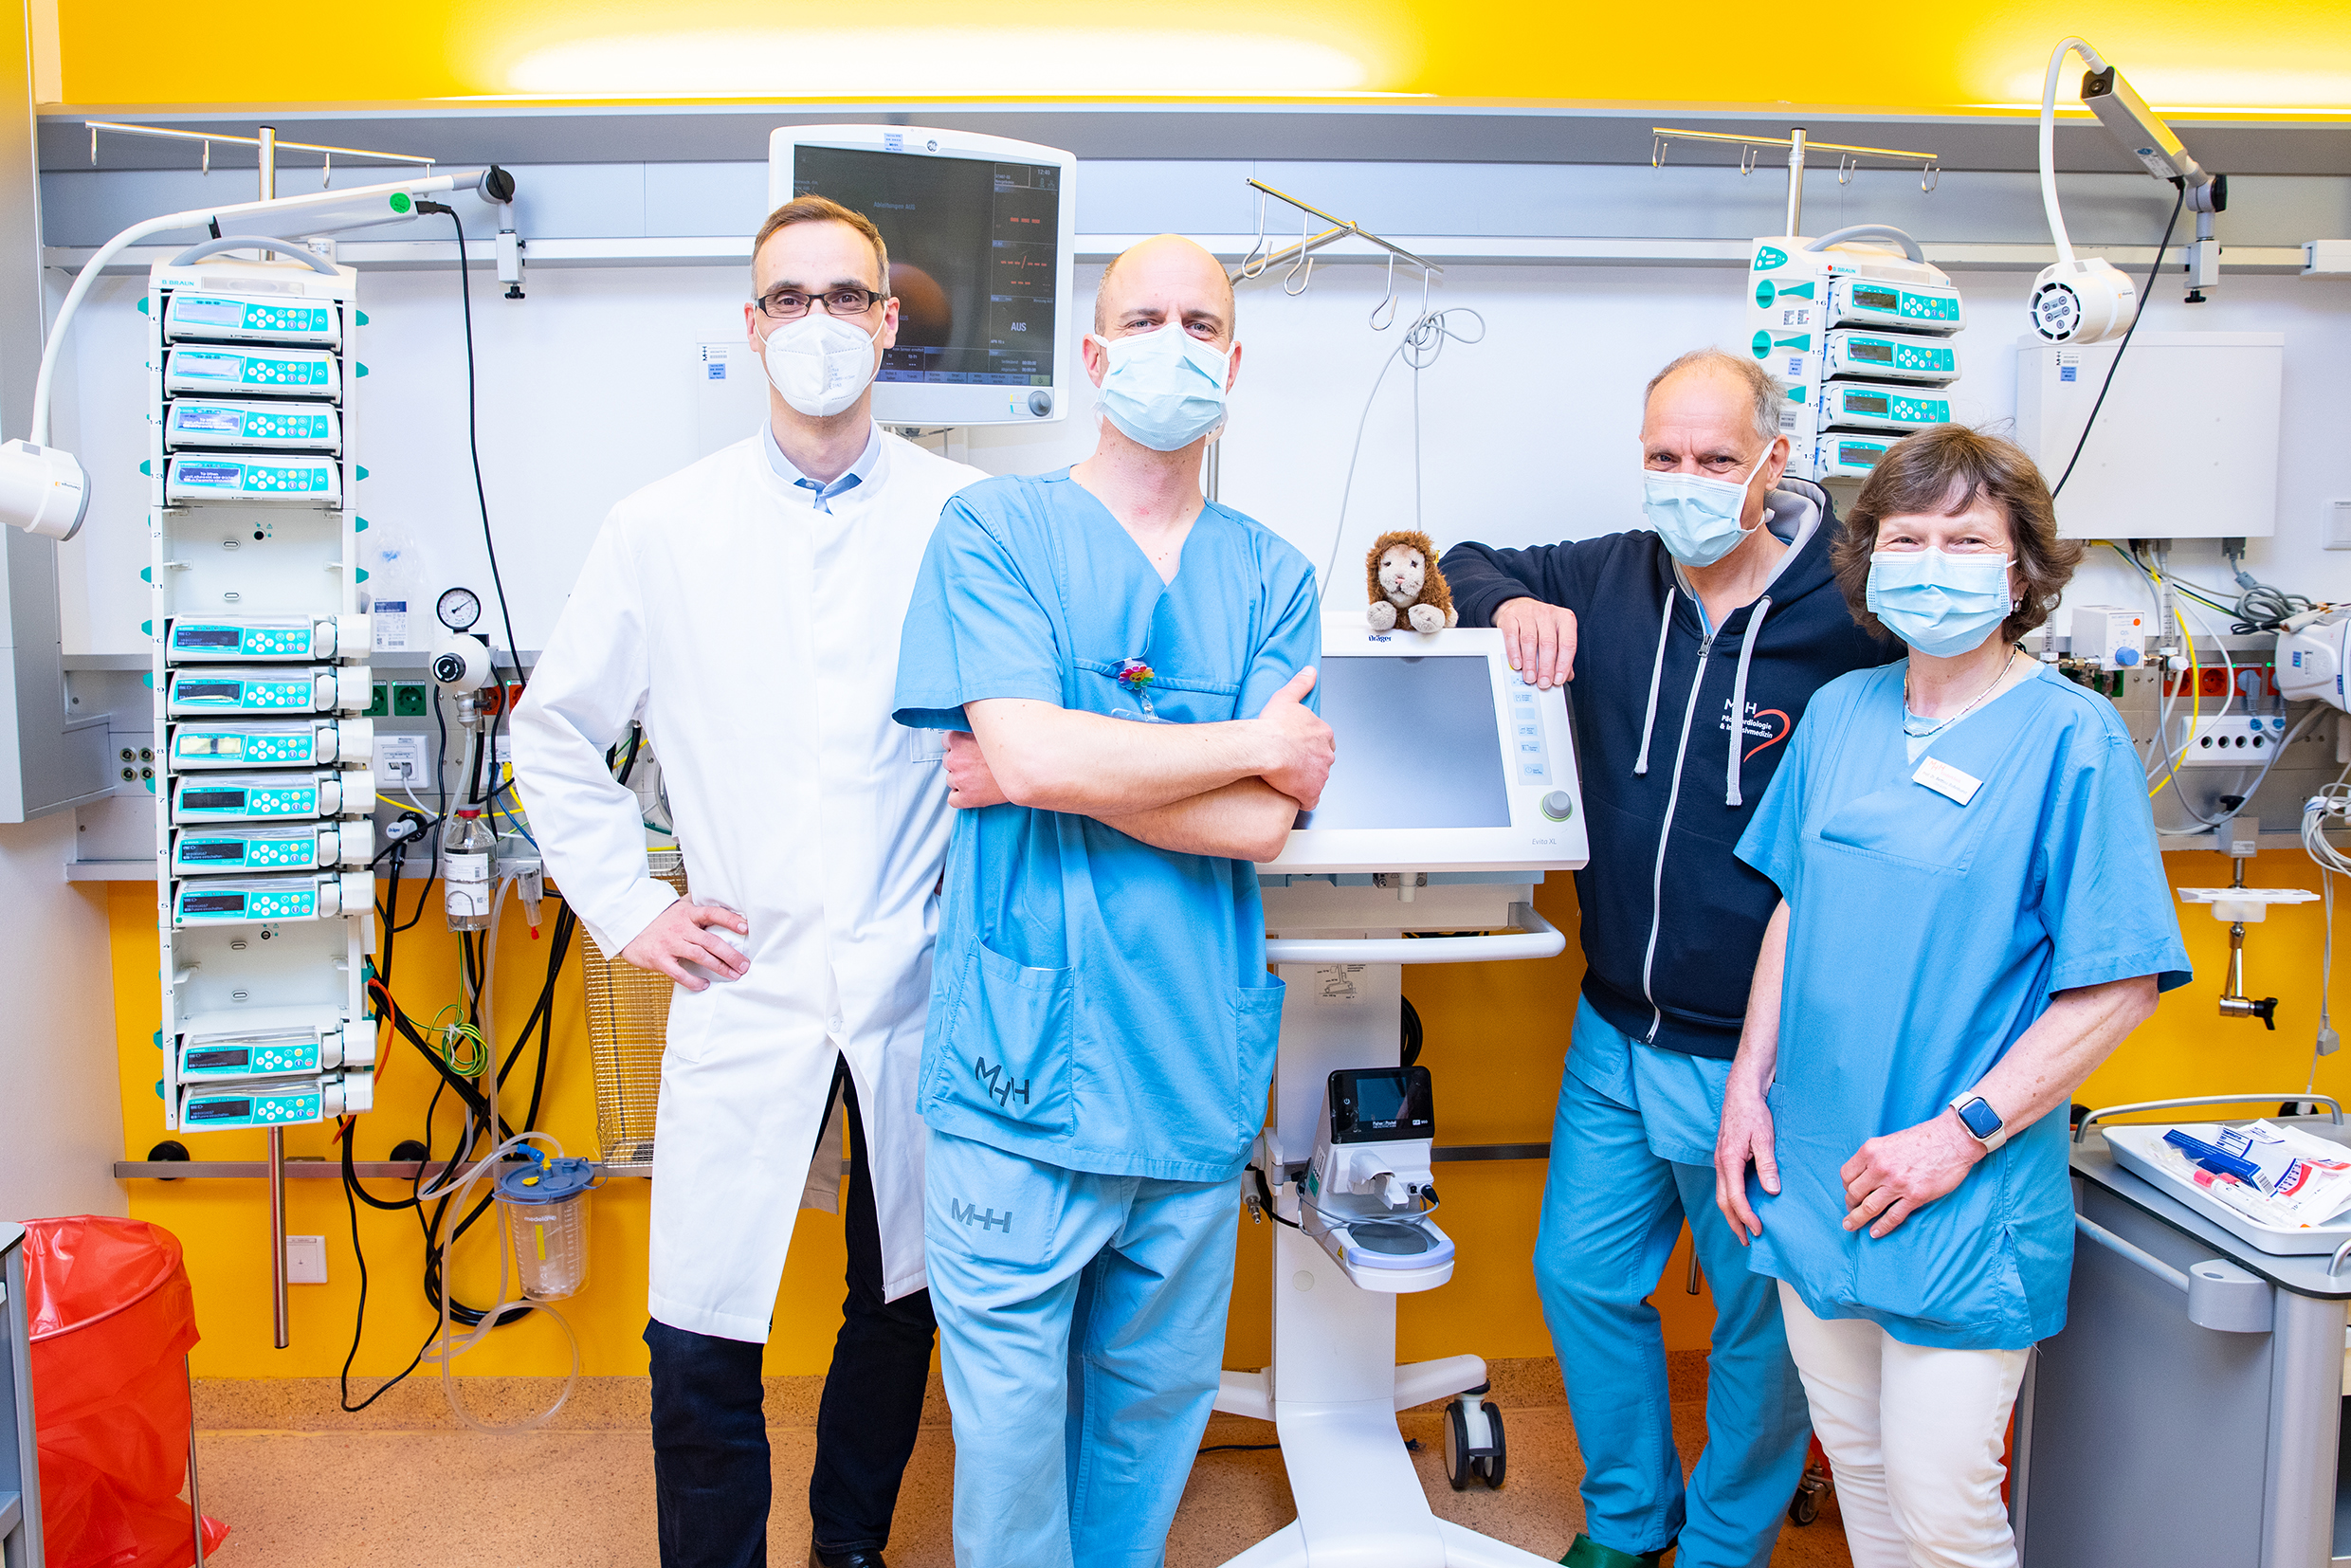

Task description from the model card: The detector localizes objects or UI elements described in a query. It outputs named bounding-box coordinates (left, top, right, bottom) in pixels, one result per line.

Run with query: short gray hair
left=1644, top=347, right=1781, bottom=447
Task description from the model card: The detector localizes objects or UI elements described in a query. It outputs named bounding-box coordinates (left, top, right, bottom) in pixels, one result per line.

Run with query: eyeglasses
left=754, top=285, right=885, bottom=320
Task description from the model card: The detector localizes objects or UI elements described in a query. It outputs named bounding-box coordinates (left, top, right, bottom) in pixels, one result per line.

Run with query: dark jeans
left=647, top=1063, right=938, bottom=1566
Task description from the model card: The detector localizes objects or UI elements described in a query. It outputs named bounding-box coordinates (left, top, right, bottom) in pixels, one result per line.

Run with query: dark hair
left=1832, top=425, right=2083, bottom=645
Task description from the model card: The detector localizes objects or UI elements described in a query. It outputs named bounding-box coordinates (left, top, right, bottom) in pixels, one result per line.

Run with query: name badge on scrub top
left=1912, top=755, right=1984, bottom=806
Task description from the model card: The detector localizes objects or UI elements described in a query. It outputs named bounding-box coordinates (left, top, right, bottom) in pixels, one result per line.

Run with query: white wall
left=48, top=256, right=2351, bottom=657
left=0, top=812, right=127, bottom=1221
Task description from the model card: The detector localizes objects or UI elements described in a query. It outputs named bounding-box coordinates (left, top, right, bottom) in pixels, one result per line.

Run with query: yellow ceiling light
left=497, top=27, right=1393, bottom=99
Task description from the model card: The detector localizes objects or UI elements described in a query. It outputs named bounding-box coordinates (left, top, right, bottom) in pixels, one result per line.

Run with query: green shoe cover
left=1560, top=1534, right=1662, bottom=1568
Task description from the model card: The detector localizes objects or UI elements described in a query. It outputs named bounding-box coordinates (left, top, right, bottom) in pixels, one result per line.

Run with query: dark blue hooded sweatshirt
left=1441, top=481, right=1899, bottom=1059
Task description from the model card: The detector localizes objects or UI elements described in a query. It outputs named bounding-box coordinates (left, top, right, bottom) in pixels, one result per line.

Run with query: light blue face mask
left=1090, top=326, right=1230, bottom=452
left=1865, top=549, right=2017, bottom=658
left=1641, top=448, right=1769, bottom=567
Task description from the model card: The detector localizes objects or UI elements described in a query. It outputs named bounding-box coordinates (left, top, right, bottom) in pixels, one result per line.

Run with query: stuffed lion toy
left=1364, top=529, right=1458, bottom=634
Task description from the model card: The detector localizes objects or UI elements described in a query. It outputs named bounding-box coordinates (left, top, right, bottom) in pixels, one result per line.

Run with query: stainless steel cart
left=2015, top=1103, right=2351, bottom=1568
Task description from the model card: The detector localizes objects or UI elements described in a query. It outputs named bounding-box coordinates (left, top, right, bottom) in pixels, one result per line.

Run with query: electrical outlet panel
left=375, top=734, right=427, bottom=790
left=285, top=1235, right=328, bottom=1285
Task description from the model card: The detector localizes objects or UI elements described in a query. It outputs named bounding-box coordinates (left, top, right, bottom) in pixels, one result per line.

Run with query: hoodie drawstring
left=1724, top=595, right=1773, bottom=807
left=1631, top=593, right=1676, bottom=776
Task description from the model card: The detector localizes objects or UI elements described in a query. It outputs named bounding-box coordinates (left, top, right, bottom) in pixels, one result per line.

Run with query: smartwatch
left=1949, top=1093, right=2008, bottom=1153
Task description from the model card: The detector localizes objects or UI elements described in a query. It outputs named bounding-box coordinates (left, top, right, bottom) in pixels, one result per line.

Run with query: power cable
left=421, top=204, right=526, bottom=680
left=2051, top=188, right=2185, bottom=501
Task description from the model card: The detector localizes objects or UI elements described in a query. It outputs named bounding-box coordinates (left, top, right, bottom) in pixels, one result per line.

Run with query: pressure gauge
left=435, top=587, right=482, bottom=633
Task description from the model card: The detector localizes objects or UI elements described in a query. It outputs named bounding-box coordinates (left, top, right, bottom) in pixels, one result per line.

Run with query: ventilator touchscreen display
left=1297, top=656, right=1511, bottom=830
left=792, top=145, right=1060, bottom=389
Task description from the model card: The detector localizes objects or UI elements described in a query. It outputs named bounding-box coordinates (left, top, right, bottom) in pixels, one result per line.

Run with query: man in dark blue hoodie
left=1441, top=348, right=1896, bottom=1568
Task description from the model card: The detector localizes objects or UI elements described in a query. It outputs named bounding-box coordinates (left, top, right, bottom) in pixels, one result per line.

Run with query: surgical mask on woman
left=1641, top=448, right=1770, bottom=567
left=760, top=313, right=883, bottom=418
left=1090, top=326, right=1230, bottom=451
left=1866, top=549, right=2017, bottom=658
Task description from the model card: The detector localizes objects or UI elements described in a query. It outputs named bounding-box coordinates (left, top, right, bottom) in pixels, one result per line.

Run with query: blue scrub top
left=1734, top=661, right=2191, bottom=1350
left=893, top=469, right=1321, bottom=1183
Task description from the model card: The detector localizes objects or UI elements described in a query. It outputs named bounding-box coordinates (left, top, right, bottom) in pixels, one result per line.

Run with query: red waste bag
left=23, top=1217, right=229, bottom=1568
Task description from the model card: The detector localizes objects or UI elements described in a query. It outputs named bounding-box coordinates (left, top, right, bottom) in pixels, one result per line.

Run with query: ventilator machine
left=1216, top=623, right=1586, bottom=1568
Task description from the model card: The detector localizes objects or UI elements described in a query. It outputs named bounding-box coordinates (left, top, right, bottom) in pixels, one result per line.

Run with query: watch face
left=435, top=587, right=482, bottom=632
left=1957, top=1097, right=2002, bottom=1140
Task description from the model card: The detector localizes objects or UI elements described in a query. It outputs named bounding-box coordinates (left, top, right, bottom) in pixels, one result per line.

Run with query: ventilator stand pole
left=1784, top=127, right=1807, bottom=237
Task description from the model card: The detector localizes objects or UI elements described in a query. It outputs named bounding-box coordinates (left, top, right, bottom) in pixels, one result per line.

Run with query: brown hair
left=752, top=195, right=888, bottom=290
left=1832, top=425, right=2083, bottom=645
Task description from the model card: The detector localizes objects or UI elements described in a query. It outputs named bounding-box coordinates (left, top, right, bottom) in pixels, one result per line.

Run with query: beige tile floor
left=181, top=1361, right=1852, bottom=1567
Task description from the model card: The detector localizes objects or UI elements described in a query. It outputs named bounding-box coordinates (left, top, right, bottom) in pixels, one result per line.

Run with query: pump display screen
left=1330, top=1066, right=1436, bottom=1143
left=1295, top=656, right=1511, bottom=830
left=1850, top=340, right=1893, bottom=362
left=1854, top=286, right=1901, bottom=310
left=791, top=145, right=1060, bottom=389
left=186, top=1097, right=250, bottom=1121
left=1844, top=392, right=1890, bottom=415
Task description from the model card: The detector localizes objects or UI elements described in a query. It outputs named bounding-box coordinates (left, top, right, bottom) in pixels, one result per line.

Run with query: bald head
left=1643, top=348, right=1780, bottom=447
left=1093, top=233, right=1236, bottom=344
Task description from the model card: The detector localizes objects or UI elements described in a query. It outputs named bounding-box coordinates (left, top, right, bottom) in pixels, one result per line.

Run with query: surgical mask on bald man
left=1090, top=325, right=1230, bottom=451
left=1641, top=447, right=1770, bottom=568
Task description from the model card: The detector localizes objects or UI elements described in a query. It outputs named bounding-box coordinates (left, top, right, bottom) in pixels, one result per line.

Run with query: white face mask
left=759, top=312, right=882, bottom=418
left=1089, top=326, right=1231, bottom=452
left=1640, top=447, right=1771, bottom=568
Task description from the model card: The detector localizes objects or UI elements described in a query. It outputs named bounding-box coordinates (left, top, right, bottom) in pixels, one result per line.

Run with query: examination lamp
left=0, top=166, right=513, bottom=541
left=2030, top=37, right=2225, bottom=344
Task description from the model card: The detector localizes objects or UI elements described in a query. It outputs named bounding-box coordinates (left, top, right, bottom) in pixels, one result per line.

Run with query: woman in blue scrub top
left=1712, top=427, right=2191, bottom=1568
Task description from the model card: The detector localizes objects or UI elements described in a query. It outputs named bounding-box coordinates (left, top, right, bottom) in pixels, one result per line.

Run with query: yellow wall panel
left=49, top=0, right=2351, bottom=115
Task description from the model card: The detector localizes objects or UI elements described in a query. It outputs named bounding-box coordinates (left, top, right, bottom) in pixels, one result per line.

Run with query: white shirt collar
left=762, top=421, right=884, bottom=511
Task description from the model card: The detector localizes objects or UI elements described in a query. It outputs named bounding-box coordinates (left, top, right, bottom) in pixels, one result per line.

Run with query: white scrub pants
left=1776, top=1285, right=2030, bottom=1568
left=924, top=1128, right=1242, bottom=1568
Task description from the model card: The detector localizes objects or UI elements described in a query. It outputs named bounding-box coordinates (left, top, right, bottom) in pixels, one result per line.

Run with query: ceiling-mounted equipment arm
left=2031, top=36, right=2227, bottom=341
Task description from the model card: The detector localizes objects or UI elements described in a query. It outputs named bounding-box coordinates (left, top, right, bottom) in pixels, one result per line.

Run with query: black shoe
left=810, top=1551, right=888, bottom=1568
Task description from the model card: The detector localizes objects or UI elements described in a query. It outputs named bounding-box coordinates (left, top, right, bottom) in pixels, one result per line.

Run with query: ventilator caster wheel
left=1444, top=1395, right=1507, bottom=1490
left=1788, top=1487, right=1821, bottom=1526
left=1472, top=1401, right=1506, bottom=1488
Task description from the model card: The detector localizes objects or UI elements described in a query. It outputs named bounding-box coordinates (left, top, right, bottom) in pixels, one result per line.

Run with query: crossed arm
left=941, top=666, right=1335, bottom=863
left=1714, top=898, right=2159, bottom=1243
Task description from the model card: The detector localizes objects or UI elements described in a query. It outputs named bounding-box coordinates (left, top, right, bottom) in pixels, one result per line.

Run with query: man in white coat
left=512, top=195, right=984, bottom=1568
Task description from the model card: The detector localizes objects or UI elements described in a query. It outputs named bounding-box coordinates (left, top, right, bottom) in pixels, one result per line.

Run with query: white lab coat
left=511, top=429, right=985, bottom=1340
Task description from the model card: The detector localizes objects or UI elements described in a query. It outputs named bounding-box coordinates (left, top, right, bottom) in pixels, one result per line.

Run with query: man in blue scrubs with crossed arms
left=893, top=233, right=1331, bottom=1567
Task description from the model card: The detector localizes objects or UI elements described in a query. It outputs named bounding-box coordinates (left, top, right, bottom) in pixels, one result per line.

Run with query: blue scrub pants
left=924, top=1128, right=1241, bottom=1568
left=1533, top=1029, right=1813, bottom=1567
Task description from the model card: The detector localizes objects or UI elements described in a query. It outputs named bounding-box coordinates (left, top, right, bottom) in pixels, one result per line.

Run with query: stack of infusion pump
left=151, top=258, right=378, bottom=1132
left=1746, top=232, right=1966, bottom=483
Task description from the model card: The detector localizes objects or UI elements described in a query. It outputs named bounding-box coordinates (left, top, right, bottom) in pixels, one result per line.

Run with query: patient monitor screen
left=1298, top=656, right=1512, bottom=830
left=790, top=145, right=1060, bottom=390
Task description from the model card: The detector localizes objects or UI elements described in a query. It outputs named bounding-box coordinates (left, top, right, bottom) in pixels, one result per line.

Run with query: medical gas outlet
left=148, top=254, right=374, bottom=1133
left=1746, top=229, right=1963, bottom=484
left=1302, top=1066, right=1456, bottom=1294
